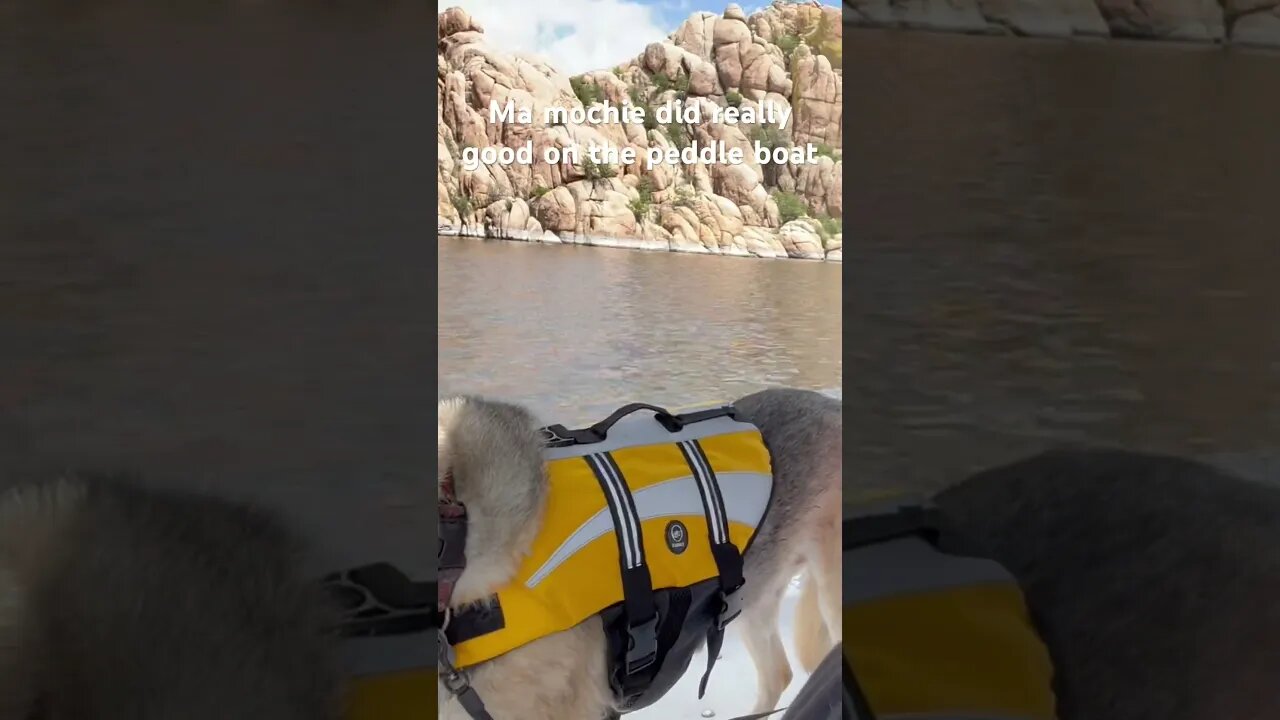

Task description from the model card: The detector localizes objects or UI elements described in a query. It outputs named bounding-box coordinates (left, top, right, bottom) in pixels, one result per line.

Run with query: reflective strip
left=679, top=439, right=728, bottom=544
left=585, top=453, right=643, bottom=569
left=843, top=535, right=1015, bottom=605
left=524, top=471, right=771, bottom=588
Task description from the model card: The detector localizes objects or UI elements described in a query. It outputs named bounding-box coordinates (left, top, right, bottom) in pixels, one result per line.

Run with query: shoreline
left=437, top=224, right=843, bottom=263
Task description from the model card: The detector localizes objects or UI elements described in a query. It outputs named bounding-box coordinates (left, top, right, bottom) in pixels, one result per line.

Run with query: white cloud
left=455, top=0, right=675, bottom=76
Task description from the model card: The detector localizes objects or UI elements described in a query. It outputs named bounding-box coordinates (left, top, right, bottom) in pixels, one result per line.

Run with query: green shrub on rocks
left=664, top=121, right=690, bottom=150
left=775, top=34, right=800, bottom=58
left=750, top=123, right=790, bottom=151
left=816, top=214, right=841, bottom=239
left=672, top=185, right=697, bottom=209
left=582, top=157, right=617, bottom=181
left=450, top=192, right=473, bottom=218
left=813, top=142, right=840, bottom=161
left=725, top=90, right=743, bottom=107
left=628, top=177, right=655, bottom=221
left=569, top=75, right=603, bottom=106
left=773, top=190, right=808, bottom=224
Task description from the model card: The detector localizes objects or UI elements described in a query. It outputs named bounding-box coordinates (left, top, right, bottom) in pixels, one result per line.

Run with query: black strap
left=584, top=451, right=660, bottom=690
left=439, top=629, right=497, bottom=720
left=539, top=403, right=738, bottom=448
left=677, top=405, right=738, bottom=425
left=589, top=402, right=685, bottom=437
left=444, top=597, right=506, bottom=646
left=677, top=438, right=746, bottom=699
left=453, top=685, right=496, bottom=720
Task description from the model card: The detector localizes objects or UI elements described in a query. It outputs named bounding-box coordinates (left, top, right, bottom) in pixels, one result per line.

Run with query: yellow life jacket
left=444, top=403, right=774, bottom=712
left=323, top=563, right=434, bottom=720
left=842, top=500, right=1058, bottom=720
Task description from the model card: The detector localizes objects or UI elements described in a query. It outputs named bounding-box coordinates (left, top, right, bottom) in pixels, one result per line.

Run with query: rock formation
left=437, top=1, right=844, bottom=261
left=842, top=0, right=1280, bottom=45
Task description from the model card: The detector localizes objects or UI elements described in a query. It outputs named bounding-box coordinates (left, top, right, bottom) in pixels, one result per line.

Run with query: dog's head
left=437, top=396, right=549, bottom=607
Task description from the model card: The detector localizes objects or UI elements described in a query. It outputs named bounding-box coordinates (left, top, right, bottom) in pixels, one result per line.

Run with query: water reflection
left=846, top=30, right=1280, bottom=496
left=438, top=238, right=843, bottom=425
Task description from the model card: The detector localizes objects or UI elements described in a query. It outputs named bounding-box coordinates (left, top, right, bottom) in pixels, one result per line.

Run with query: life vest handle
left=540, top=403, right=738, bottom=447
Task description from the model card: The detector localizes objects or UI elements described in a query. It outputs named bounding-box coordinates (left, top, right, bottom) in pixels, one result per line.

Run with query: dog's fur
left=437, top=388, right=843, bottom=719
left=934, top=448, right=1280, bottom=720
left=0, top=476, right=343, bottom=720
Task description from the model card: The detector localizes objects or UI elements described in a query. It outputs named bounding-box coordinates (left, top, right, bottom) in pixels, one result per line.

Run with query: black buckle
left=625, top=614, right=659, bottom=674
left=716, top=586, right=743, bottom=630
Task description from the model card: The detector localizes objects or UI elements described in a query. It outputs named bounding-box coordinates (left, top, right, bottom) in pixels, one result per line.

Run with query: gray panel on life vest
left=542, top=412, right=762, bottom=461
left=843, top=534, right=1015, bottom=605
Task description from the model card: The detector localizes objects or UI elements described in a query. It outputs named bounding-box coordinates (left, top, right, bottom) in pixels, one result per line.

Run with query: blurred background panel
left=0, top=0, right=433, bottom=575
left=845, top=29, right=1280, bottom=501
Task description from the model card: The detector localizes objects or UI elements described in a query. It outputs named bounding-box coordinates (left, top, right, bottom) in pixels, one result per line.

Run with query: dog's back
left=934, top=448, right=1280, bottom=720
left=731, top=389, right=844, bottom=710
left=732, top=388, right=842, bottom=584
left=0, top=477, right=341, bottom=720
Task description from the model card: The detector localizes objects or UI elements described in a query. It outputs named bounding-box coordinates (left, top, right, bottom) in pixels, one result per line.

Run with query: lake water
left=438, top=237, right=844, bottom=426
left=845, top=30, right=1280, bottom=497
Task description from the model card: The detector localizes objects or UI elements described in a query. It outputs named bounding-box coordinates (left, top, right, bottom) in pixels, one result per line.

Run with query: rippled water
left=846, top=30, right=1280, bottom=496
left=438, top=237, right=843, bottom=426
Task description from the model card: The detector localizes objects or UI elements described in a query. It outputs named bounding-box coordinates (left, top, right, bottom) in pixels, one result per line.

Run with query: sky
left=453, top=0, right=771, bottom=76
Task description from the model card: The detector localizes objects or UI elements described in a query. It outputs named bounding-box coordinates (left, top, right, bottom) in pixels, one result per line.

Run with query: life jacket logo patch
left=664, top=520, right=689, bottom=555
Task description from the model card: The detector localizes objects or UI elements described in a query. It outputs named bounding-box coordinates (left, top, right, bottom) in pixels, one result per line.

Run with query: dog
left=933, top=448, right=1280, bottom=720
left=0, top=475, right=344, bottom=720
left=436, top=387, right=843, bottom=719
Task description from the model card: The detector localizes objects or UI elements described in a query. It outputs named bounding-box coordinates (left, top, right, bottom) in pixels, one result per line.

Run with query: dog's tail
left=793, top=568, right=830, bottom=674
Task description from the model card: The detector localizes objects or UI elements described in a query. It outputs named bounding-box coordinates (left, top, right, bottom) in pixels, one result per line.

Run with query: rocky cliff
left=843, top=0, right=1280, bottom=46
left=437, top=1, right=844, bottom=261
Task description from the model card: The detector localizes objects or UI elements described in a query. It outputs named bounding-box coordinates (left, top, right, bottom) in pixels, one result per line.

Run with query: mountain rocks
left=436, top=2, right=844, bottom=261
